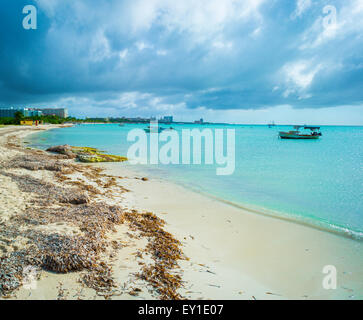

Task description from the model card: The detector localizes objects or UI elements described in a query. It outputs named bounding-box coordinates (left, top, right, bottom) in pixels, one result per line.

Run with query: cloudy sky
left=0, top=0, right=362, bottom=124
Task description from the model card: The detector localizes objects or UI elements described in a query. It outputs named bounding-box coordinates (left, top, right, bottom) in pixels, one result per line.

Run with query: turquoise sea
left=27, top=124, right=363, bottom=240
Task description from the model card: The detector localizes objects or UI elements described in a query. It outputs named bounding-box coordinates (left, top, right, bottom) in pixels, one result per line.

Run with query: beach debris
left=341, top=286, right=354, bottom=292
left=128, top=288, right=142, bottom=296
left=266, top=292, right=282, bottom=296
left=57, top=282, right=69, bottom=300
left=206, top=270, right=216, bottom=275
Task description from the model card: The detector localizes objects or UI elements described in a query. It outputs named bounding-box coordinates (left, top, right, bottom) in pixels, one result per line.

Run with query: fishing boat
left=279, top=126, right=322, bottom=139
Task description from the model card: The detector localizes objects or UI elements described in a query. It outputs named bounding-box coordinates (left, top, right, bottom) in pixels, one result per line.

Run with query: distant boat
left=144, top=126, right=166, bottom=133
left=118, top=123, right=124, bottom=127
left=268, top=121, right=276, bottom=128
left=279, top=126, right=322, bottom=139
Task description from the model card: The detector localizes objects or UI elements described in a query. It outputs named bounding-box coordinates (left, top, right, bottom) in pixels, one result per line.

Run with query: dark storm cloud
left=0, top=0, right=362, bottom=116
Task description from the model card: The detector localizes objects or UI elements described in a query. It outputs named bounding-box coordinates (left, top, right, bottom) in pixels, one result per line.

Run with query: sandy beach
left=0, top=125, right=362, bottom=300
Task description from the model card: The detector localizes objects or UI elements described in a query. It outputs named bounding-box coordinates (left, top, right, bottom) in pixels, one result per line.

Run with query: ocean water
left=27, top=123, right=363, bottom=240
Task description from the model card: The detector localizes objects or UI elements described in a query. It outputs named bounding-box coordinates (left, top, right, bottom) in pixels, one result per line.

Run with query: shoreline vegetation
left=0, top=125, right=362, bottom=300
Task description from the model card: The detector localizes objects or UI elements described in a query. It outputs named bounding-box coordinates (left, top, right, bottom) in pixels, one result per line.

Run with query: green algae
left=70, top=146, right=127, bottom=163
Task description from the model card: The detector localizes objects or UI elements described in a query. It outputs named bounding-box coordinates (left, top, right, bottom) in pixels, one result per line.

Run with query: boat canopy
left=304, top=126, right=320, bottom=130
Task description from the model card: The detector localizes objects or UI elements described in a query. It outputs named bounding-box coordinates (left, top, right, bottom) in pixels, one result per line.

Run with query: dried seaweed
left=7, top=154, right=67, bottom=172
left=124, top=212, right=185, bottom=300
left=0, top=171, right=89, bottom=205
left=46, top=145, right=77, bottom=159
left=0, top=139, right=186, bottom=300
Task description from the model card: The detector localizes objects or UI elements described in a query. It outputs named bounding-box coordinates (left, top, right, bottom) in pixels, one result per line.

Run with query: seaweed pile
left=0, top=171, right=89, bottom=205
left=0, top=251, right=29, bottom=295
left=0, top=139, right=186, bottom=300
left=45, top=145, right=77, bottom=159
left=0, top=182, right=120, bottom=297
left=7, top=154, right=70, bottom=172
left=124, top=211, right=186, bottom=300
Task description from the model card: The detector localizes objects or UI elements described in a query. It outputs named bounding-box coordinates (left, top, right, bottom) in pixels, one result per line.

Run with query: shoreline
left=164, top=183, right=363, bottom=242
left=1, top=125, right=362, bottom=300
left=94, top=162, right=363, bottom=242
left=26, top=124, right=363, bottom=242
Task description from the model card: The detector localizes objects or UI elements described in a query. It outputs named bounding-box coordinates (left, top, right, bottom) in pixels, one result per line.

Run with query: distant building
left=24, top=109, right=43, bottom=117
left=36, top=108, right=68, bottom=118
left=0, top=107, right=69, bottom=118
left=0, top=107, right=25, bottom=118
left=0, top=107, right=42, bottom=118
left=122, top=117, right=155, bottom=123
left=160, top=116, right=173, bottom=123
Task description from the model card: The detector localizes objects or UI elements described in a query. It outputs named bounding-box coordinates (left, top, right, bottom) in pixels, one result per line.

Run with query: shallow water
left=28, top=123, right=363, bottom=239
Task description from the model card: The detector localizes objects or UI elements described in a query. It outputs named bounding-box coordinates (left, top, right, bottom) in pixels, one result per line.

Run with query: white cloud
left=128, top=0, right=265, bottom=37
left=135, top=41, right=153, bottom=51
left=89, top=31, right=112, bottom=62
left=291, top=0, right=312, bottom=19
left=250, top=27, right=262, bottom=38
left=280, top=60, right=322, bottom=98
left=119, top=49, right=128, bottom=60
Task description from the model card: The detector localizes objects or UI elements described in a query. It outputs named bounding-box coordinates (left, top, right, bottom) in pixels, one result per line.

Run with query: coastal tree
left=14, top=111, right=24, bottom=125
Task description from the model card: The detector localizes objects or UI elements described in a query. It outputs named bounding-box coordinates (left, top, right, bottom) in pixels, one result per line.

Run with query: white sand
left=100, top=163, right=363, bottom=300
